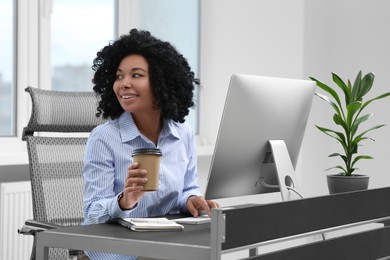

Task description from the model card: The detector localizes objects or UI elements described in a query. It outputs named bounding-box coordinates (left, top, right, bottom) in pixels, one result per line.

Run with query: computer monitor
left=204, top=74, right=316, bottom=201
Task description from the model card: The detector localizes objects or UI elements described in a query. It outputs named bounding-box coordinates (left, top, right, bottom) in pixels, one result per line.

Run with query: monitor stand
left=268, top=140, right=302, bottom=201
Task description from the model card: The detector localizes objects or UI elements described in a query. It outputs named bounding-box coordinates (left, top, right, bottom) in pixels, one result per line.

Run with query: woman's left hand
left=186, top=196, right=220, bottom=217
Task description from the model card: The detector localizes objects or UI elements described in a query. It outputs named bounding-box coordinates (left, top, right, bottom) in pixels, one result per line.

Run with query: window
left=0, top=0, right=15, bottom=136
left=49, top=0, right=114, bottom=92
left=0, top=0, right=201, bottom=165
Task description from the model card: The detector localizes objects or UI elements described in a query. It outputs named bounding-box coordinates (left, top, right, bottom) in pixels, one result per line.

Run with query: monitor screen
left=204, top=74, right=316, bottom=201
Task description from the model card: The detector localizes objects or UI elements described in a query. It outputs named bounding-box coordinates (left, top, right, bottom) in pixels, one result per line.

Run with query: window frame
left=0, top=0, right=39, bottom=165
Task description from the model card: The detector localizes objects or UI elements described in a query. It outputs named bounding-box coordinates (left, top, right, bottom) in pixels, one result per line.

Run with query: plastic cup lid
left=132, top=148, right=162, bottom=156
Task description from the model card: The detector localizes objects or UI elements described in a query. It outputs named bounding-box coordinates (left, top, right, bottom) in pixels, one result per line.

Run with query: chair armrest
left=18, top=219, right=62, bottom=235
left=25, top=219, right=62, bottom=229
left=18, top=219, right=87, bottom=258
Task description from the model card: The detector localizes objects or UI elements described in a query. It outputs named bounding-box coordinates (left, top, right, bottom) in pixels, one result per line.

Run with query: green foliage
left=309, top=71, right=390, bottom=176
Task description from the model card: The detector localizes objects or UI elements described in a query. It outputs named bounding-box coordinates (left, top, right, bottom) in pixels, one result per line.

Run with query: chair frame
left=19, top=86, right=105, bottom=260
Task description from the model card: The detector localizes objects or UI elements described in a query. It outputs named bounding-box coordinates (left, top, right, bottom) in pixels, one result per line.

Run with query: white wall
left=302, top=0, right=390, bottom=196
left=200, top=0, right=305, bottom=145
left=334, top=0, right=390, bottom=192
left=200, top=0, right=390, bottom=198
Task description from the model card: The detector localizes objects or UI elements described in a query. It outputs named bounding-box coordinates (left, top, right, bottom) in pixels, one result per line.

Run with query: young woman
left=83, top=29, right=218, bottom=260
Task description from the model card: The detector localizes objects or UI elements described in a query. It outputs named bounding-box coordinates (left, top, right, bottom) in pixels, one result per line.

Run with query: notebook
left=117, top=217, right=184, bottom=232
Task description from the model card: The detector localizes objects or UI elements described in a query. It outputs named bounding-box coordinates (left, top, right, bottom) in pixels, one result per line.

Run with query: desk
left=36, top=188, right=390, bottom=260
left=36, top=222, right=211, bottom=260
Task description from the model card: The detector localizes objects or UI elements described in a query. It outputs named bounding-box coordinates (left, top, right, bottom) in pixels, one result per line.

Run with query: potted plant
left=309, top=71, right=390, bottom=194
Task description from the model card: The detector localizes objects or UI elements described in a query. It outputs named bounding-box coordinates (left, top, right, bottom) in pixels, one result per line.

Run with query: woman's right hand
left=118, top=162, right=147, bottom=210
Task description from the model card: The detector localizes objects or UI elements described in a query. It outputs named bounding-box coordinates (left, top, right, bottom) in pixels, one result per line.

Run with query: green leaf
left=357, top=72, right=375, bottom=100
left=316, top=125, right=347, bottom=149
left=310, top=77, right=343, bottom=113
left=329, top=152, right=348, bottom=164
left=349, top=142, right=358, bottom=155
left=350, top=113, right=374, bottom=138
left=333, top=113, right=347, bottom=133
left=360, top=92, right=390, bottom=112
left=352, top=136, right=369, bottom=144
left=354, top=124, right=386, bottom=142
left=351, top=155, right=373, bottom=168
left=324, top=165, right=347, bottom=175
left=351, top=71, right=362, bottom=102
left=315, top=92, right=343, bottom=118
left=346, top=101, right=362, bottom=129
left=332, top=72, right=352, bottom=105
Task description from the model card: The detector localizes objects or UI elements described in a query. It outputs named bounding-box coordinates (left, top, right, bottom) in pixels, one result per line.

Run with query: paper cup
left=132, top=148, right=162, bottom=191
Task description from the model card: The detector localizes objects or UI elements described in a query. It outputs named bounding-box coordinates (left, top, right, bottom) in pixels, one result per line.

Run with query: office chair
left=19, top=86, right=106, bottom=260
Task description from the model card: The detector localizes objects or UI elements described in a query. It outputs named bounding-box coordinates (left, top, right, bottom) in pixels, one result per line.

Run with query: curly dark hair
left=92, top=28, right=200, bottom=123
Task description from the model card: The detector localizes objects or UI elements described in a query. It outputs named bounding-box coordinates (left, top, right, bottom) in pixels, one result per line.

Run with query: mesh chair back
left=26, top=136, right=87, bottom=226
left=23, top=87, right=106, bottom=259
left=23, top=86, right=104, bottom=137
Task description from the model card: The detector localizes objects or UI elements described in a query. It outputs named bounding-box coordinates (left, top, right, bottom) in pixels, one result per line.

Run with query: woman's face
left=113, top=54, right=156, bottom=115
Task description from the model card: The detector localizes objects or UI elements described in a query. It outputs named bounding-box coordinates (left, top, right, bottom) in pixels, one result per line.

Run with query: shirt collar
left=118, top=112, right=180, bottom=143
left=161, top=120, right=181, bottom=140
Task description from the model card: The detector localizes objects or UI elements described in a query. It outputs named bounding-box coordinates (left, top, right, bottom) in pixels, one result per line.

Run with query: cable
left=255, top=177, right=279, bottom=189
left=286, top=186, right=304, bottom=199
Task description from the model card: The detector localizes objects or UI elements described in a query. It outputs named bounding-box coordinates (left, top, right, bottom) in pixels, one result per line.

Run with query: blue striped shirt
left=83, top=112, right=201, bottom=260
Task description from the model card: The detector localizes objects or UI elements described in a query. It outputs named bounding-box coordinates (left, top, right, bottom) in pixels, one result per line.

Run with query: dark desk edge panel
left=221, top=187, right=390, bottom=250
left=253, top=225, right=390, bottom=260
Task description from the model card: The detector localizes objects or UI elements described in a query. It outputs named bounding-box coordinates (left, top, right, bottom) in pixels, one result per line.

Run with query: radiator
left=0, top=181, right=33, bottom=260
